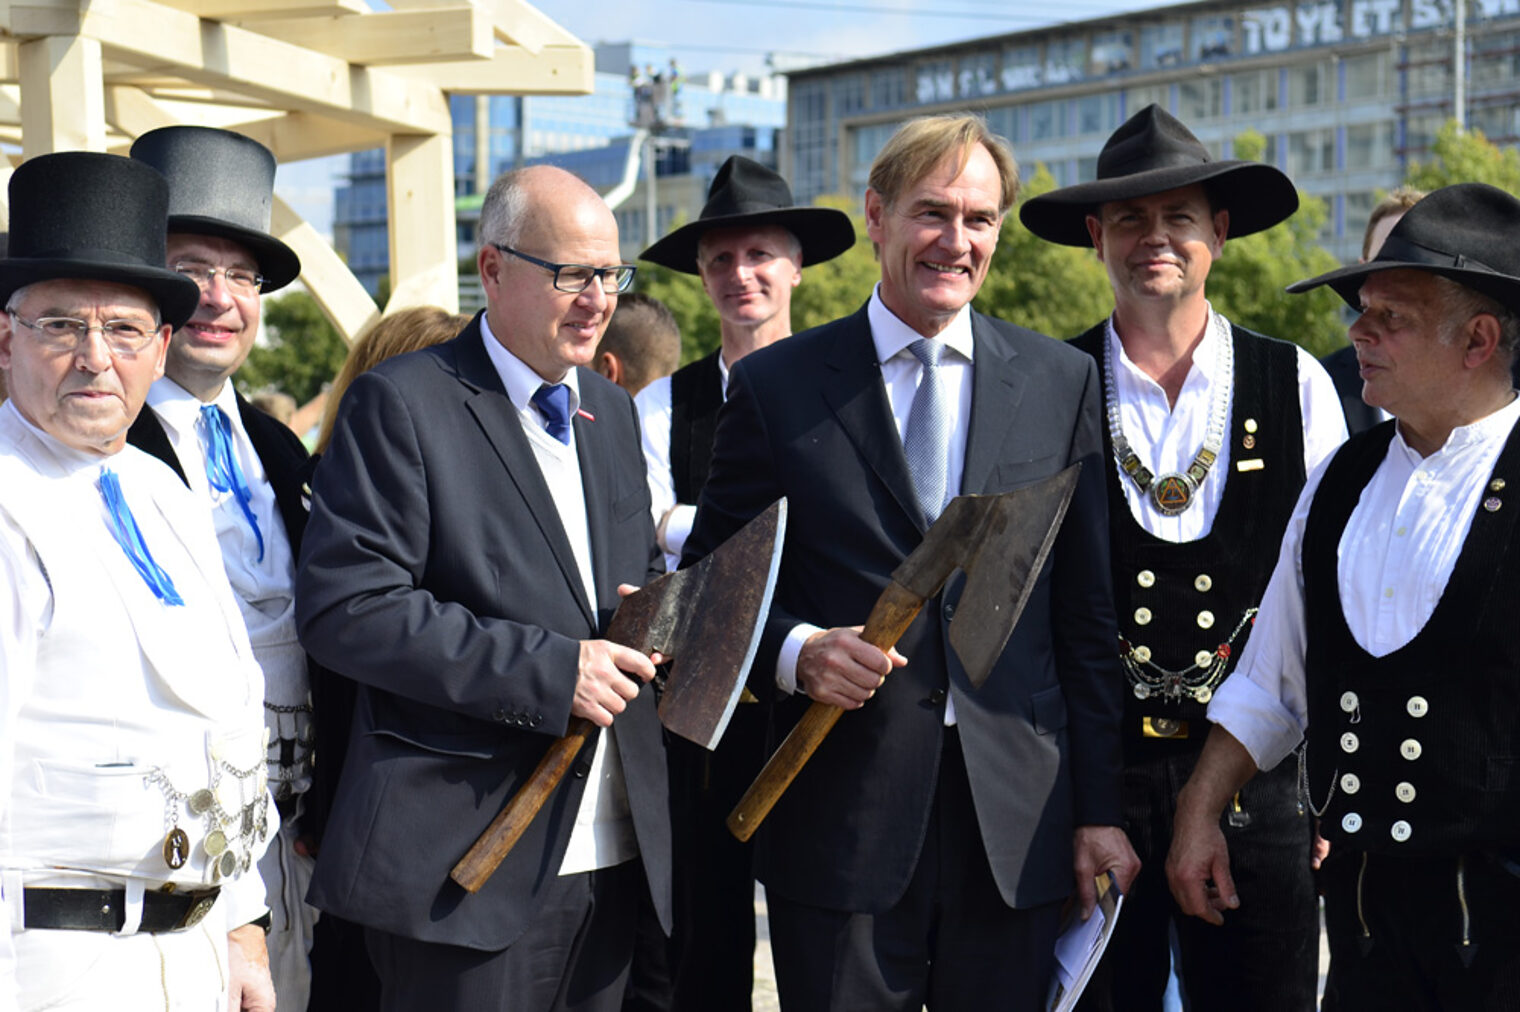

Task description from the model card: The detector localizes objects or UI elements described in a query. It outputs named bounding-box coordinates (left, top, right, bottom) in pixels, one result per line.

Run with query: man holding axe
left=296, top=166, right=670, bottom=1012
left=685, top=114, right=1139, bottom=1010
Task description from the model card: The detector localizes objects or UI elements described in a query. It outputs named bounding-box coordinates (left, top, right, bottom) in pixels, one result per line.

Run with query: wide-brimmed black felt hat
left=131, top=126, right=300, bottom=292
left=639, top=155, right=856, bottom=274
left=0, top=152, right=201, bottom=328
left=1019, top=104, right=1299, bottom=246
left=1287, top=182, right=1520, bottom=313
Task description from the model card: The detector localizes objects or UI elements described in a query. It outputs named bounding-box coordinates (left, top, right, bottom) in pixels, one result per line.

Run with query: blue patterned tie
left=200, top=404, right=264, bottom=562
left=531, top=383, right=573, bottom=445
left=903, top=339, right=950, bottom=525
left=98, top=467, right=184, bottom=606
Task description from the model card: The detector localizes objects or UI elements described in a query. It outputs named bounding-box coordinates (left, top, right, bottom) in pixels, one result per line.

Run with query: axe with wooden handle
left=451, top=498, right=787, bottom=893
left=726, top=465, right=1080, bottom=842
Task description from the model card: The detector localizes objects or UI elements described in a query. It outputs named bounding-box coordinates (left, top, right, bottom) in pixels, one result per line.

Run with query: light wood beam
left=389, top=43, right=592, bottom=94
left=388, top=0, right=584, bottom=54
left=385, top=131, right=458, bottom=313
left=19, top=33, right=104, bottom=156
left=272, top=194, right=379, bottom=345
left=245, top=8, right=492, bottom=67
left=155, top=0, right=367, bottom=20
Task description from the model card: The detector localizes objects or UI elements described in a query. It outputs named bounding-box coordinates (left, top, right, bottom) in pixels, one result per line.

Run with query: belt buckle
left=176, top=891, right=218, bottom=931
left=1142, top=716, right=1190, bottom=739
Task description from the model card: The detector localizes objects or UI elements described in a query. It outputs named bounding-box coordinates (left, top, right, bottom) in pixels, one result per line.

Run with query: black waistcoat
left=1072, top=322, right=1305, bottom=757
left=669, top=350, right=724, bottom=505
left=1303, top=418, right=1520, bottom=855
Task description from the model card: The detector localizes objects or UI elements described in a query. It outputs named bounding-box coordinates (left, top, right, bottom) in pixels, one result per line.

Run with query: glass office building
left=784, top=0, right=1520, bottom=262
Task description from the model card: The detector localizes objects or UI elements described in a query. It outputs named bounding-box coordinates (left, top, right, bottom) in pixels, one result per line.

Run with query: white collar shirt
left=636, top=352, right=731, bottom=572
left=1208, top=393, right=1520, bottom=771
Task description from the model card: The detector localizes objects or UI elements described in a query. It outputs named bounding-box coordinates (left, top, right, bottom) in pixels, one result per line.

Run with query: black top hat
left=639, top=155, right=856, bottom=274
left=1019, top=104, right=1299, bottom=246
left=130, top=126, right=301, bottom=292
left=1287, top=182, right=1520, bottom=314
left=0, top=153, right=201, bottom=328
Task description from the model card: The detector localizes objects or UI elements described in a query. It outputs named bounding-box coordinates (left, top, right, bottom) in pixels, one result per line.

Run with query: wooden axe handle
left=727, top=581, right=926, bottom=842
left=450, top=718, right=593, bottom=893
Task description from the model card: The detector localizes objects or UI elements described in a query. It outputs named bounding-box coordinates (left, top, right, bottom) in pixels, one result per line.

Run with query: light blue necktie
left=531, top=383, right=573, bottom=445
left=98, top=467, right=184, bottom=606
left=903, top=339, right=950, bottom=525
left=200, top=404, right=264, bottom=562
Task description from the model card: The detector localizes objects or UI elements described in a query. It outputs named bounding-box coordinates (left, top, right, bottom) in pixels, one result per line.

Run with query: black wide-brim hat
left=0, top=152, right=201, bottom=328
left=131, top=126, right=301, bottom=292
left=1287, top=182, right=1520, bottom=313
left=639, top=155, right=856, bottom=274
left=1019, top=104, right=1299, bottom=246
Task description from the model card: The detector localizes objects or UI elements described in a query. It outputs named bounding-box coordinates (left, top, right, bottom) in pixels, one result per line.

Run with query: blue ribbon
left=200, top=404, right=264, bottom=562
left=98, top=467, right=184, bottom=606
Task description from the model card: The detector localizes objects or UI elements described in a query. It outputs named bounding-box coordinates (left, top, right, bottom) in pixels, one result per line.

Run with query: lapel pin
left=576, top=409, right=596, bottom=422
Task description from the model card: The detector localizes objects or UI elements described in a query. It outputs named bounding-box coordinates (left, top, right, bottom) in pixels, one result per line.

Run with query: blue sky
left=273, top=0, right=1172, bottom=238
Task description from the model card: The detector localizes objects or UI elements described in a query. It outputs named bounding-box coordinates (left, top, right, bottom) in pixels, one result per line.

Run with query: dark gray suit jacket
left=684, top=304, right=1125, bottom=914
left=296, top=315, right=670, bottom=951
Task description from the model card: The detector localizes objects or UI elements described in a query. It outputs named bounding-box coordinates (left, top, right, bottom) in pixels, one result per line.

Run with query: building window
left=1002, top=44, right=1042, bottom=91
left=1091, top=31, right=1134, bottom=75
left=1345, top=121, right=1394, bottom=168
left=1045, top=37, right=1086, bottom=86
left=834, top=73, right=866, bottom=115
left=985, top=105, right=1019, bottom=144
left=1286, top=128, right=1335, bottom=176
left=871, top=68, right=906, bottom=110
left=1192, top=15, right=1235, bottom=61
left=1179, top=78, right=1222, bottom=120
left=917, top=59, right=955, bottom=105
left=960, top=51, right=999, bottom=98
left=1288, top=61, right=1331, bottom=107
left=1344, top=190, right=1376, bottom=246
left=1029, top=99, right=1069, bottom=140
left=1471, top=102, right=1520, bottom=142
left=1470, top=31, right=1520, bottom=89
left=1077, top=155, right=1099, bottom=182
left=1343, top=50, right=1390, bottom=100
left=1233, top=69, right=1278, bottom=113
left=1126, top=84, right=1170, bottom=113
left=1076, top=93, right=1120, bottom=135
left=1140, top=23, right=1185, bottom=70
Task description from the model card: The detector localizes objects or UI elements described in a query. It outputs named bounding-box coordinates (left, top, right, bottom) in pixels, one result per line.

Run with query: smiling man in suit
left=683, top=114, right=1138, bottom=1011
left=295, top=165, right=669, bottom=1012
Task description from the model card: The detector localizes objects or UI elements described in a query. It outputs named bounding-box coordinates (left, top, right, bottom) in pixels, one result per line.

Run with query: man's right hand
left=795, top=627, right=906, bottom=709
left=573, top=639, right=657, bottom=726
left=1166, top=803, right=1240, bottom=926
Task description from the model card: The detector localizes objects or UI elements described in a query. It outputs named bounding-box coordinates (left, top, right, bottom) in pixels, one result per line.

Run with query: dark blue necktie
left=531, top=383, right=573, bottom=445
left=200, top=404, right=264, bottom=562
left=97, top=467, right=184, bottom=606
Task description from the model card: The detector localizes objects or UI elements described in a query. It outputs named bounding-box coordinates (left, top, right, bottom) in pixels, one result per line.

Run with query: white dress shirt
left=1207, top=393, right=1520, bottom=771
left=776, top=286, right=974, bottom=726
left=636, top=353, right=731, bottom=573
left=479, top=317, right=637, bottom=875
left=1104, top=308, right=1348, bottom=543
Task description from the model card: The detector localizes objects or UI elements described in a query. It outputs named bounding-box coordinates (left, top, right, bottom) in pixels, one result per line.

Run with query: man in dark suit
left=295, top=165, right=670, bottom=1012
left=683, top=114, right=1138, bottom=1011
left=122, top=126, right=326, bottom=1010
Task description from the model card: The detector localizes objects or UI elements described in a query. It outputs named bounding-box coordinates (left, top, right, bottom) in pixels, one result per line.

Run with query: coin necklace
left=1103, top=320, right=1232, bottom=516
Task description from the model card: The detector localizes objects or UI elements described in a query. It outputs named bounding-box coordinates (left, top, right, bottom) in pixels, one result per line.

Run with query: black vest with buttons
left=1072, top=322, right=1305, bottom=758
left=1303, top=418, right=1520, bottom=855
left=669, top=350, right=725, bottom=506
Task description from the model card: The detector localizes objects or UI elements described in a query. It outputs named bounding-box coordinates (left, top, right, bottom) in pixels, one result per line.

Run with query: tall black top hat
left=639, top=155, right=856, bottom=275
left=0, top=152, right=200, bottom=328
left=1019, top=104, right=1299, bottom=246
left=130, top=126, right=301, bottom=292
left=1287, top=182, right=1520, bottom=314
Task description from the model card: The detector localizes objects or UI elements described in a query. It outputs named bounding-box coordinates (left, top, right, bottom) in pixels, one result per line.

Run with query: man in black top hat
left=0, top=152, right=275, bottom=1011
left=1020, top=104, right=1345, bottom=1011
left=634, top=154, right=854, bottom=1012
left=1169, top=182, right=1520, bottom=1011
left=122, top=126, right=329, bottom=1011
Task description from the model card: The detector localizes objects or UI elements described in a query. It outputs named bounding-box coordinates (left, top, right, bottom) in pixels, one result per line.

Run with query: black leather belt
left=23, top=886, right=220, bottom=933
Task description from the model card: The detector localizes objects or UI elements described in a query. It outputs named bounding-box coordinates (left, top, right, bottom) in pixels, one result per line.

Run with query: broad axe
left=452, top=499, right=787, bottom=893
left=727, top=466, right=1080, bottom=842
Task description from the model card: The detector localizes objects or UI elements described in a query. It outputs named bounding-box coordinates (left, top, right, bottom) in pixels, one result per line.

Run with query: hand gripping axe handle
left=726, top=465, right=1080, bottom=842
left=451, top=499, right=787, bottom=893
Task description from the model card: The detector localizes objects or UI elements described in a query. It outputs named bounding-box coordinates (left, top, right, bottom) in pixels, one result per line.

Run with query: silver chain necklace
left=1103, top=317, right=1232, bottom=516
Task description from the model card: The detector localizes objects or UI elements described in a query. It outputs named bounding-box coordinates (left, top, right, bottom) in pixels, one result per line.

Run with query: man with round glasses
left=297, top=165, right=670, bottom=1012
left=123, top=126, right=323, bottom=1011
left=0, top=151, right=275, bottom=1010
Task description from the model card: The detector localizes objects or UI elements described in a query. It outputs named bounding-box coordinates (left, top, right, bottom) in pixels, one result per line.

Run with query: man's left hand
left=227, top=922, right=275, bottom=1012
left=1073, top=825, right=1141, bottom=920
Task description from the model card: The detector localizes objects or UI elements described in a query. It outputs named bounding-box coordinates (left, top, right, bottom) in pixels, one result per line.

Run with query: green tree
left=1406, top=120, right=1520, bottom=193
left=975, top=164, right=1111, bottom=339
left=238, top=290, right=349, bottom=405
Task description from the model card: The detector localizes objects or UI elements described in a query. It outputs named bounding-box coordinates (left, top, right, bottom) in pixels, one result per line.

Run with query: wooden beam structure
left=0, top=0, right=595, bottom=342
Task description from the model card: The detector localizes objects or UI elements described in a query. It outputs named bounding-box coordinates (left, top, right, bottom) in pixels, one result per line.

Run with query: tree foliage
left=238, top=289, right=349, bottom=405
left=1406, top=120, right=1520, bottom=194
